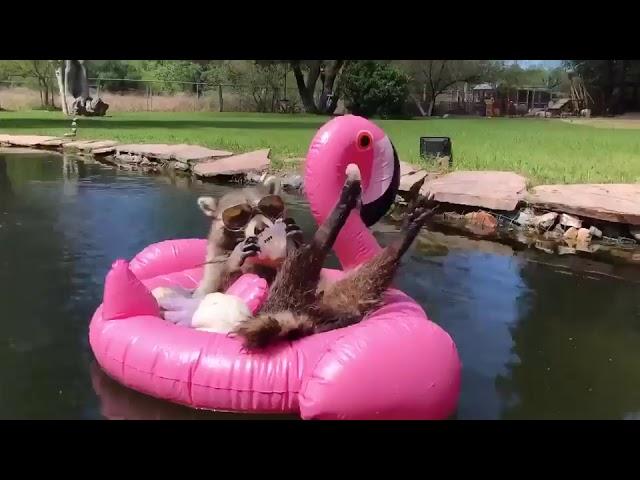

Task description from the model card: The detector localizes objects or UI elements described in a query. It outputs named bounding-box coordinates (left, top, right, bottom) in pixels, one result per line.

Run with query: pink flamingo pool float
left=89, top=115, right=462, bottom=419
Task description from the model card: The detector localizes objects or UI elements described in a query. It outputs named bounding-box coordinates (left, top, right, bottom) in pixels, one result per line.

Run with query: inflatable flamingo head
left=304, top=115, right=401, bottom=269
left=305, top=115, right=400, bottom=228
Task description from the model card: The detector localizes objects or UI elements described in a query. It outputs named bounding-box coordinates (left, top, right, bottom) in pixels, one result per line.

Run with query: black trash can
left=419, top=136, right=452, bottom=167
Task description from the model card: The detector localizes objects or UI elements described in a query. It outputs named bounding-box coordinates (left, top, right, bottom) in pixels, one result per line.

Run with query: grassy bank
left=2, top=110, right=640, bottom=185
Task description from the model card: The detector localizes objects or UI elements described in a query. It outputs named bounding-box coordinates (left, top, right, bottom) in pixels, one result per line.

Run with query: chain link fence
left=0, top=76, right=308, bottom=113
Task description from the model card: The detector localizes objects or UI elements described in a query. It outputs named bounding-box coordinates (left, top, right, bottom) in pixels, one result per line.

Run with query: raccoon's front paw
left=405, top=193, right=438, bottom=230
left=283, top=218, right=303, bottom=245
left=339, top=175, right=362, bottom=210
left=228, top=236, right=260, bottom=271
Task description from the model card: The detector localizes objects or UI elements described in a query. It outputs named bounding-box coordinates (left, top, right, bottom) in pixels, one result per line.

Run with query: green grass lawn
left=2, top=110, right=640, bottom=185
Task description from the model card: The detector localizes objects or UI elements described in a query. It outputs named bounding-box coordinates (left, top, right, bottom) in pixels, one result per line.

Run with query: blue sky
left=507, top=60, right=563, bottom=69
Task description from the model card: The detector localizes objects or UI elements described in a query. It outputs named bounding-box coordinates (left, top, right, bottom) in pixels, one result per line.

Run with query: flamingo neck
left=304, top=117, right=383, bottom=270
left=307, top=193, right=381, bottom=271
left=332, top=211, right=382, bottom=271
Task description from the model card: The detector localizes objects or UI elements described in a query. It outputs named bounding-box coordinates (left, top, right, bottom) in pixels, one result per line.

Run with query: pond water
left=1, top=151, right=640, bottom=420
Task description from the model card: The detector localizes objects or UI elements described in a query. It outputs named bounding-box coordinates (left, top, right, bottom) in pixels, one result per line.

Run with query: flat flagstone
left=0, top=134, right=62, bottom=147
left=526, top=184, right=640, bottom=225
left=420, top=171, right=527, bottom=211
left=193, top=149, right=271, bottom=177
left=114, top=143, right=232, bottom=163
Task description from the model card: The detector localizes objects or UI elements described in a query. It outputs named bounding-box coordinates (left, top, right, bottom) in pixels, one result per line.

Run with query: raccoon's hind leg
left=259, top=175, right=362, bottom=311
left=314, top=195, right=438, bottom=333
left=233, top=176, right=362, bottom=348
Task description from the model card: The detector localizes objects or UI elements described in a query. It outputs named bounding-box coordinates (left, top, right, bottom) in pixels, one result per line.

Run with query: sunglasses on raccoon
left=221, top=194, right=285, bottom=231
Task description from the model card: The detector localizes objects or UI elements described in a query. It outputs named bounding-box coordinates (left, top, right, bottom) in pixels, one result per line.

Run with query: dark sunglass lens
left=259, top=195, right=285, bottom=219
left=223, top=205, right=252, bottom=230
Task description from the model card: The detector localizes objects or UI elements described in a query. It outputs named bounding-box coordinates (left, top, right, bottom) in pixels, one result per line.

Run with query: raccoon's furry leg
left=233, top=177, right=362, bottom=349
left=313, top=195, right=438, bottom=333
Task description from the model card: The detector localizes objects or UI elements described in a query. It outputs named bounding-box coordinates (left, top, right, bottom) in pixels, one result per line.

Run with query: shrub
left=340, top=61, right=409, bottom=118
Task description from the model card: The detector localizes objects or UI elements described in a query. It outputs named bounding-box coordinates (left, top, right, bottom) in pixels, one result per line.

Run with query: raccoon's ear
left=263, top=175, right=282, bottom=196
left=197, top=196, right=218, bottom=217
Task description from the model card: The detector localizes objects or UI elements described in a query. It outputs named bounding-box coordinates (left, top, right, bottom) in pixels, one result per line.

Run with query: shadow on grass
left=0, top=118, right=327, bottom=131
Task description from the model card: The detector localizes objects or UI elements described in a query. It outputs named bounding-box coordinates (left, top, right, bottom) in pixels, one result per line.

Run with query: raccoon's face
left=197, top=176, right=285, bottom=244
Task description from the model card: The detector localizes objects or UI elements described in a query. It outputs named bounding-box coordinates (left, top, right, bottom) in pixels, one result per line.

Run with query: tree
left=2, top=60, right=59, bottom=109
left=200, top=61, right=233, bottom=112
left=133, top=60, right=203, bottom=94
left=494, top=63, right=568, bottom=91
left=31, top=61, right=57, bottom=108
left=52, top=61, right=67, bottom=115
left=544, top=67, right=570, bottom=92
left=91, top=60, right=143, bottom=92
left=288, top=60, right=345, bottom=114
left=488, top=63, right=571, bottom=114
left=53, top=60, right=91, bottom=116
left=400, top=60, right=498, bottom=116
left=340, top=61, right=409, bottom=118
left=225, top=61, right=288, bottom=112
left=254, top=60, right=346, bottom=114
left=565, top=60, right=640, bottom=115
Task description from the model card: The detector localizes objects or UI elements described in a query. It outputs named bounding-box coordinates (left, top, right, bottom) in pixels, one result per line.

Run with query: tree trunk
left=290, top=60, right=320, bottom=114
left=77, top=61, right=90, bottom=100
left=65, top=60, right=90, bottom=102
left=218, top=84, right=223, bottom=112
left=318, top=60, right=344, bottom=114
left=609, top=60, right=627, bottom=115
left=410, top=94, right=427, bottom=116
left=55, top=65, right=69, bottom=115
left=63, top=62, right=70, bottom=114
left=427, top=98, right=435, bottom=117
left=37, top=79, right=44, bottom=106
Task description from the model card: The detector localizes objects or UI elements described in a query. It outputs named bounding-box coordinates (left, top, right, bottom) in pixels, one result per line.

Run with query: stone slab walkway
left=0, top=134, right=62, bottom=147
left=112, top=144, right=233, bottom=164
left=420, top=171, right=527, bottom=211
left=63, top=140, right=120, bottom=152
left=193, top=149, right=271, bottom=177
left=398, top=161, right=434, bottom=193
left=526, top=184, right=640, bottom=226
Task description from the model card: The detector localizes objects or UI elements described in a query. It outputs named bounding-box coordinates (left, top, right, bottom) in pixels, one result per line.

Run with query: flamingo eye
left=356, top=130, right=373, bottom=151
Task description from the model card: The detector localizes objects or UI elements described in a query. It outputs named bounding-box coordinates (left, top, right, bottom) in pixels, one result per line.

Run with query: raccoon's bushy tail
left=233, top=311, right=316, bottom=349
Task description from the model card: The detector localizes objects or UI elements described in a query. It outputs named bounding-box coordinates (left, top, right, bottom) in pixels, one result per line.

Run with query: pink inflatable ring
left=89, top=115, right=462, bottom=420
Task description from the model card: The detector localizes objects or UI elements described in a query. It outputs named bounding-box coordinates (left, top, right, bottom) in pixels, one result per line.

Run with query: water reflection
left=496, top=260, right=640, bottom=419
left=0, top=153, right=94, bottom=418
left=62, top=154, right=81, bottom=197
left=1, top=151, right=639, bottom=419
left=407, top=230, right=640, bottom=419
left=389, top=232, right=525, bottom=420
left=90, top=363, right=296, bottom=420
left=0, top=156, right=11, bottom=199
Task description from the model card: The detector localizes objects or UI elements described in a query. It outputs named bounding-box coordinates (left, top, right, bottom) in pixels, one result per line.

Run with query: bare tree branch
left=402, top=60, right=496, bottom=116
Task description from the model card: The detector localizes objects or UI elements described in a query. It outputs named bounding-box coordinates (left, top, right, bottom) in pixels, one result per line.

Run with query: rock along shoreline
left=2, top=134, right=639, bottom=266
